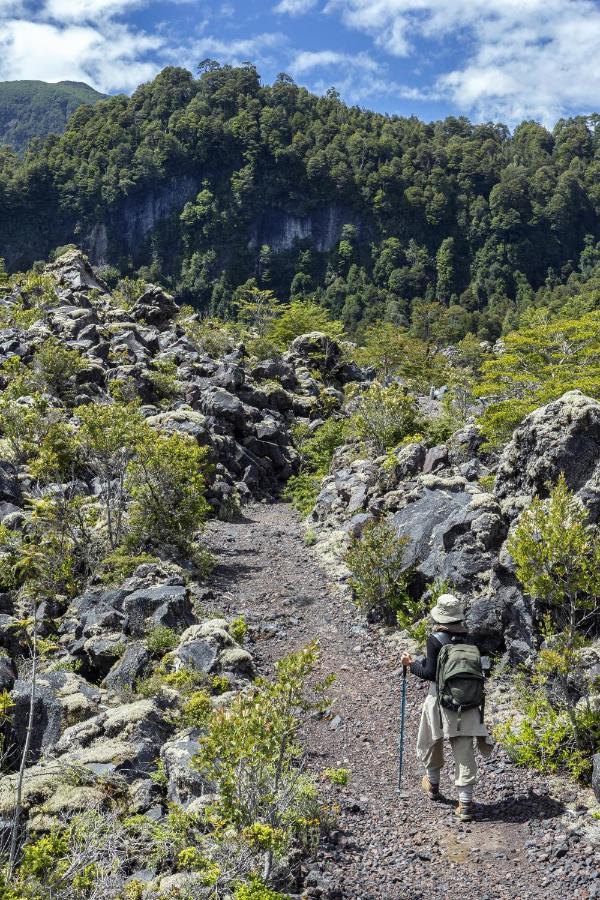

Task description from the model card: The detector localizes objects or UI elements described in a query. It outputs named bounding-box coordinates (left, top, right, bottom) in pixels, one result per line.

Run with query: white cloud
left=323, top=0, right=600, bottom=123
left=43, top=0, right=147, bottom=24
left=290, top=48, right=379, bottom=74
left=0, top=17, right=162, bottom=91
left=274, top=0, right=318, bottom=14
left=185, top=32, right=286, bottom=69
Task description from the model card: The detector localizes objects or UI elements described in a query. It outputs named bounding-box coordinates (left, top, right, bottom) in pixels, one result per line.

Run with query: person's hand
left=400, top=652, right=413, bottom=667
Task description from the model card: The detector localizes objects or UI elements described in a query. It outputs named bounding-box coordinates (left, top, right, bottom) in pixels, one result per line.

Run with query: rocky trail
left=204, top=502, right=600, bottom=900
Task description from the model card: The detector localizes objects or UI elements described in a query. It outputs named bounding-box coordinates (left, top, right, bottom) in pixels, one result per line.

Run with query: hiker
left=400, top=593, right=493, bottom=822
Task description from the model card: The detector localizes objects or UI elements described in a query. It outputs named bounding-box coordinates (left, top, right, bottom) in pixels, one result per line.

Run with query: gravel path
left=204, top=502, right=600, bottom=900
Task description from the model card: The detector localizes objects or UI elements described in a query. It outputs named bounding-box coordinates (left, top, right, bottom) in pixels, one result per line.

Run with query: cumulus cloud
left=323, top=0, right=600, bottom=123
left=290, top=48, right=379, bottom=74
left=274, top=0, right=318, bottom=15
left=0, top=17, right=160, bottom=91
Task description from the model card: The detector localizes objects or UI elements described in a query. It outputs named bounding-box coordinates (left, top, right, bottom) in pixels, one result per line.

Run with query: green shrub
left=181, top=690, right=213, bottom=727
left=148, top=356, right=179, bottom=401
left=233, top=877, right=289, bottom=900
left=284, top=418, right=347, bottom=516
left=146, top=625, right=179, bottom=656
left=349, top=382, right=422, bottom=456
left=476, top=310, right=600, bottom=446
left=344, top=519, right=417, bottom=625
left=323, top=767, right=350, bottom=785
left=229, top=615, right=248, bottom=644
left=496, top=687, right=599, bottom=781
left=266, top=299, right=345, bottom=350
left=98, top=549, right=159, bottom=583
left=194, top=644, right=331, bottom=880
left=33, top=337, right=85, bottom=400
left=126, top=431, right=211, bottom=552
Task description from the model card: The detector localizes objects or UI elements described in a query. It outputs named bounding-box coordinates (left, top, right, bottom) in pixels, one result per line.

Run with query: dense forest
left=0, top=63, right=599, bottom=339
left=0, top=80, right=105, bottom=154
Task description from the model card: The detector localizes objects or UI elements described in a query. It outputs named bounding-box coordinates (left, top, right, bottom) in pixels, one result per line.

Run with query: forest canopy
left=0, top=63, right=598, bottom=340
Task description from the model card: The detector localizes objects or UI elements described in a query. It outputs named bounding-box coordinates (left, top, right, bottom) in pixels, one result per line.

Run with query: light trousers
left=422, top=735, right=478, bottom=794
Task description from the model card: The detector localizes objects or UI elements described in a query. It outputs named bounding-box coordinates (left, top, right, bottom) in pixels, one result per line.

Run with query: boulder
left=103, top=642, right=150, bottom=695
left=123, top=583, right=194, bottom=636
left=593, top=753, right=600, bottom=802
left=129, top=285, right=178, bottom=326
left=160, top=728, right=208, bottom=805
left=54, top=698, right=172, bottom=782
left=11, top=672, right=102, bottom=764
left=495, top=391, right=600, bottom=520
left=0, top=460, right=22, bottom=506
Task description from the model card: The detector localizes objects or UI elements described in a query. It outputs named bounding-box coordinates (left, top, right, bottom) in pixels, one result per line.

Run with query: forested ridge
left=0, top=63, right=599, bottom=340
left=0, top=80, right=105, bottom=155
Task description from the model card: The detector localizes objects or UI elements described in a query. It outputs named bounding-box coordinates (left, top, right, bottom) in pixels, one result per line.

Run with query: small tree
left=350, top=382, right=422, bottom=455
left=507, top=474, right=600, bottom=748
left=344, top=519, right=416, bottom=625
left=194, top=644, right=330, bottom=882
left=126, top=431, right=211, bottom=551
left=266, top=300, right=344, bottom=350
left=78, top=402, right=144, bottom=549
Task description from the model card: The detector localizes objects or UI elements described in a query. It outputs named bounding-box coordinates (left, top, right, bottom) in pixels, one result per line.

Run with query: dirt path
left=204, top=502, right=599, bottom=900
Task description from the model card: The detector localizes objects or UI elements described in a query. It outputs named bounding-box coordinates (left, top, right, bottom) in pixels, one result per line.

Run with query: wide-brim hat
left=430, top=593, right=464, bottom=624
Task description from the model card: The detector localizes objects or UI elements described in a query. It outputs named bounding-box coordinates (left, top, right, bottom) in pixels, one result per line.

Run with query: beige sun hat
left=430, top=593, right=464, bottom=624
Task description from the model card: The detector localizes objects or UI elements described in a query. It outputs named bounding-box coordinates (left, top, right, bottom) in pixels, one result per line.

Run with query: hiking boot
left=454, top=801, right=473, bottom=822
left=421, top=776, right=440, bottom=800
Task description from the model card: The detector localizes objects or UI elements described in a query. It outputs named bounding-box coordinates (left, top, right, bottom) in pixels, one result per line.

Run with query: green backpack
left=435, top=634, right=485, bottom=732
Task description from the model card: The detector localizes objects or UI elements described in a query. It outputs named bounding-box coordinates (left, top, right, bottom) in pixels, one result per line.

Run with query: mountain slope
left=0, top=79, right=106, bottom=153
left=0, top=64, right=598, bottom=340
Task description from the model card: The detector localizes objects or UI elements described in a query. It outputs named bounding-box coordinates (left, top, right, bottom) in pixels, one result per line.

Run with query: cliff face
left=85, top=174, right=201, bottom=266
left=250, top=204, right=361, bottom=254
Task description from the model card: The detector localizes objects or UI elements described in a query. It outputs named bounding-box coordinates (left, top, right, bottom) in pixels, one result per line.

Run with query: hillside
left=0, top=79, right=105, bottom=154
left=0, top=64, right=598, bottom=340
left=0, top=250, right=598, bottom=897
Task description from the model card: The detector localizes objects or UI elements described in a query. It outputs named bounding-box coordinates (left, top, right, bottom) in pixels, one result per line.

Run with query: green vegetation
left=323, top=767, right=350, bottom=786
left=193, top=644, right=333, bottom=881
left=477, top=309, right=600, bottom=444
left=1, top=64, right=599, bottom=343
left=349, top=382, right=423, bottom=456
left=0, top=79, right=105, bottom=154
left=344, top=520, right=419, bottom=626
left=284, top=418, right=348, bottom=515
left=499, top=476, right=600, bottom=780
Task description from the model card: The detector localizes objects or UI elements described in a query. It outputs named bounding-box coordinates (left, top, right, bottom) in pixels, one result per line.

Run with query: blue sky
left=0, top=0, right=599, bottom=126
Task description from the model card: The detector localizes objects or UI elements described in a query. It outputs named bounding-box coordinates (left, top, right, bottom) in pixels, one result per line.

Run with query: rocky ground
left=204, top=501, right=600, bottom=900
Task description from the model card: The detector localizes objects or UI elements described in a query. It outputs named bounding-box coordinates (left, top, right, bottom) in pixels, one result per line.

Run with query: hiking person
left=400, top=593, right=493, bottom=822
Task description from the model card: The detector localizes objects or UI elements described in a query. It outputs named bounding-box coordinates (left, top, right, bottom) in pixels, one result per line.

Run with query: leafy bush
left=266, top=300, right=345, bottom=350
left=194, top=644, right=331, bottom=880
left=344, top=519, right=418, bottom=625
left=148, top=356, right=179, bottom=402
left=233, top=876, right=289, bottom=899
left=495, top=686, right=599, bottom=781
left=476, top=309, right=600, bottom=445
left=97, top=549, right=159, bottom=583
left=284, top=418, right=347, bottom=516
left=146, top=625, right=179, bottom=656
left=323, top=767, right=350, bottom=785
left=349, top=382, right=422, bottom=456
left=32, top=337, right=85, bottom=400
left=505, top=475, right=600, bottom=778
left=181, top=690, right=213, bottom=727
left=126, top=430, right=211, bottom=552
left=356, top=321, right=450, bottom=391
left=229, top=615, right=248, bottom=644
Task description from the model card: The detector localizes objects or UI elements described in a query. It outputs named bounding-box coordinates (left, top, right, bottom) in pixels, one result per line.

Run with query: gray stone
left=161, top=728, right=208, bottom=805
left=592, top=753, right=600, bottom=801
left=495, top=391, right=600, bottom=520
left=103, top=642, right=150, bottom=694
left=123, top=584, right=194, bottom=636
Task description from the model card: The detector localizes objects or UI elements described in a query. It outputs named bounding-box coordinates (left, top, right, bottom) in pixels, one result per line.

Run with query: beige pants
left=422, top=735, right=491, bottom=787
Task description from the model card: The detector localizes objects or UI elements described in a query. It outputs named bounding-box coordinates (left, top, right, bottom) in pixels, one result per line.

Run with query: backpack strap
left=433, top=633, right=452, bottom=728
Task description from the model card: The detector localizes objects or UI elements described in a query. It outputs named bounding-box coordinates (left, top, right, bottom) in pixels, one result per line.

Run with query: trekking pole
left=396, top=665, right=408, bottom=799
